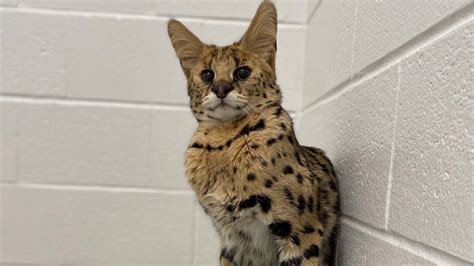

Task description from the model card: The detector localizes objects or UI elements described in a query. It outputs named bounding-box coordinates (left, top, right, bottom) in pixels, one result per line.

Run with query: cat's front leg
left=270, top=219, right=321, bottom=266
left=219, top=245, right=234, bottom=266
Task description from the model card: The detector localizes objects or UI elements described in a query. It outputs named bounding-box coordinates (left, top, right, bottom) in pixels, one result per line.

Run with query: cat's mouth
left=205, top=100, right=246, bottom=122
left=202, top=92, right=248, bottom=122
left=208, top=100, right=237, bottom=111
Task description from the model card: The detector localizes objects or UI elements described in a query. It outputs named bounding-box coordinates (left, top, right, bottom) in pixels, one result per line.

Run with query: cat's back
left=302, top=145, right=339, bottom=265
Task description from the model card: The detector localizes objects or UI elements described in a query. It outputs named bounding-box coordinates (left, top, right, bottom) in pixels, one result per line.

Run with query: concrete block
left=337, top=219, right=434, bottom=265
left=194, top=202, right=219, bottom=266
left=8, top=100, right=194, bottom=189
left=150, top=108, right=197, bottom=190
left=352, top=0, right=470, bottom=74
left=0, top=0, right=17, bottom=7
left=0, top=101, right=19, bottom=182
left=389, top=21, right=473, bottom=261
left=0, top=185, right=195, bottom=264
left=17, top=0, right=312, bottom=24
left=303, top=0, right=356, bottom=107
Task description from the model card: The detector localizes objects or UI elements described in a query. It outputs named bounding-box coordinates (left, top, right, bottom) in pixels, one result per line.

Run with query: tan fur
left=168, top=2, right=339, bottom=266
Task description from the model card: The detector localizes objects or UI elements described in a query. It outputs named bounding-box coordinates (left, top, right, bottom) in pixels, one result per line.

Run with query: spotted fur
left=168, top=2, right=339, bottom=266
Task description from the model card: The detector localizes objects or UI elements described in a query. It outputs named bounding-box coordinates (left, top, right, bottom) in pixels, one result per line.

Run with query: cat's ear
left=239, top=1, right=277, bottom=70
left=168, top=19, right=204, bottom=78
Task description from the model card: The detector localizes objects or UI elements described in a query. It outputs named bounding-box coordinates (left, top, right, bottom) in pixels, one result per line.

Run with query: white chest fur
left=220, top=214, right=278, bottom=266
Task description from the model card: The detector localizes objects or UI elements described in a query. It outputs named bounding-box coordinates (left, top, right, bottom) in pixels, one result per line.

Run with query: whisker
left=241, top=106, right=251, bottom=119
left=244, top=104, right=266, bottom=121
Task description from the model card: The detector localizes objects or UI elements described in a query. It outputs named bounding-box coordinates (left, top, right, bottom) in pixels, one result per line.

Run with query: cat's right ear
left=168, top=19, right=204, bottom=78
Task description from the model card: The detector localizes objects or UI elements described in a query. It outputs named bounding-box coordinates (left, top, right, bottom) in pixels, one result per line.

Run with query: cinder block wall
left=1, top=0, right=472, bottom=265
left=300, top=0, right=473, bottom=265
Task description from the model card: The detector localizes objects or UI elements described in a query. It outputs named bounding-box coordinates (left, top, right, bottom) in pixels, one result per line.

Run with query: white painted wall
left=0, top=0, right=472, bottom=265
left=300, top=0, right=473, bottom=265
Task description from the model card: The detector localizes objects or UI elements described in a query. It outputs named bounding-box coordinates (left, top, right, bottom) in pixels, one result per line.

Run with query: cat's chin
left=206, top=105, right=245, bottom=122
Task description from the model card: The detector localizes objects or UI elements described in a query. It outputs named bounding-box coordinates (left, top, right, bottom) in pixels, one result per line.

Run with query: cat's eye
left=201, top=69, right=214, bottom=84
left=234, top=66, right=251, bottom=80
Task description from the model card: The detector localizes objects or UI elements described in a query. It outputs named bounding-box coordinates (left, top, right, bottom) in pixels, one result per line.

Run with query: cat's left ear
left=239, top=1, right=277, bottom=70
left=168, top=19, right=204, bottom=78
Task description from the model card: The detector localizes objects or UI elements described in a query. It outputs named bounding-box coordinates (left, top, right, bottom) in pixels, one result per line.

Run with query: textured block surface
left=337, top=219, right=434, bottom=265
left=0, top=185, right=194, bottom=264
left=194, top=202, right=220, bottom=266
left=1, top=100, right=195, bottom=189
left=300, top=65, right=399, bottom=229
left=15, top=0, right=314, bottom=24
left=352, top=0, right=470, bottom=74
left=0, top=102, right=19, bottom=182
left=389, top=21, right=473, bottom=261
left=303, top=0, right=356, bottom=106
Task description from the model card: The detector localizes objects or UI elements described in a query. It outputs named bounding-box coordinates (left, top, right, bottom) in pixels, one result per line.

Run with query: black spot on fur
left=220, top=248, right=235, bottom=262
left=226, top=204, right=235, bottom=213
left=303, top=225, right=315, bottom=234
left=284, top=188, right=294, bottom=202
left=283, top=166, right=294, bottom=175
left=287, top=135, right=294, bottom=145
left=190, top=142, right=204, bottom=149
left=238, top=119, right=265, bottom=137
left=271, top=157, right=277, bottom=165
left=318, top=229, right=324, bottom=236
left=278, top=134, right=284, bottom=140
left=257, top=195, right=272, bottom=213
left=250, top=144, right=259, bottom=149
left=239, top=195, right=272, bottom=213
left=295, top=151, right=305, bottom=167
left=233, top=167, right=237, bottom=173
left=297, top=195, right=306, bottom=214
left=321, top=164, right=330, bottom=175
left=271, top=175, right=279, bottom=182
left=274, top=107, right=283, bottom=117
left=290, top=235, right=300, bottom=246
left=265, top=179, right=273, bottom=188
left=247, top=173, right=256, bottom=181
left=280, top=123, right=287, bottom=130
left=307, top=197, right=314, bottom=213
left=267, top=138, right=277, bottom=145
left=239, top=195, right=257, bottom=209
left=269, top=221, right=292, bottom=237
left=304, top=245, right=320, bottom=259
left=296, top=173, right=303, bottom=184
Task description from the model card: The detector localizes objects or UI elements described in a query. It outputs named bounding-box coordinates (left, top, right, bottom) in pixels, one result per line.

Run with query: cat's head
left=168, top=2, right=281, bottom=122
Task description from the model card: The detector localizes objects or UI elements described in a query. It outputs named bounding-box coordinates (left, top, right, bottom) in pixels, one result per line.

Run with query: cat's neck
left=197, top=104, right=282, bottom=135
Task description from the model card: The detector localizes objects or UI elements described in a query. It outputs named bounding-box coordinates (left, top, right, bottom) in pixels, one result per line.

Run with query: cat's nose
left=211, top=82, right=233, bottom=99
